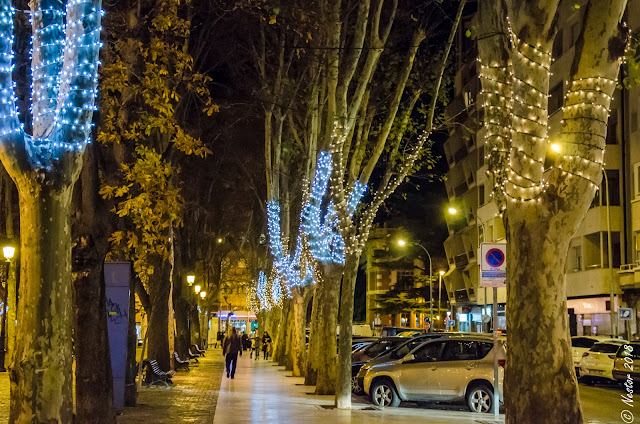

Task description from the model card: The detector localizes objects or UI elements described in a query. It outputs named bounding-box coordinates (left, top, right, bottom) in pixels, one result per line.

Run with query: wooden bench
left=143, top=359, right=175, bottom=387
left=193, top=344, right=206, bottom=356
left=174, top=352, right=190, bottom=371
left=187, top=348, right=200, bottom=362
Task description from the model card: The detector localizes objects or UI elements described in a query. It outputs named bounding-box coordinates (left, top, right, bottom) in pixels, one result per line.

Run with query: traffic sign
left=619, top=308, right=633, bottom=321
left=480, top=243, right=507, bottom=288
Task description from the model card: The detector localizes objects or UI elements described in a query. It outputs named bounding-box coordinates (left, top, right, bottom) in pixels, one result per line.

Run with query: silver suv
left=362, top=335, right=505, bottom=413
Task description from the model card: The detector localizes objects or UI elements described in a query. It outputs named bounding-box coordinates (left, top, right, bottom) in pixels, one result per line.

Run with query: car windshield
left=366, top=340, right=397, bottom=356
left=590, top=343, right=621, bottom=353
left=617, top=343, right=640, bottom=359
left=388, top=339, right=425, bottom=360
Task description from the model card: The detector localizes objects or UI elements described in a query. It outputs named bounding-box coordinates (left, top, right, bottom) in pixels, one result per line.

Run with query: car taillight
left=609, top=355, right=616, bottom=360
left=498, top=359, right=505, bottom=368
left=582, top=352, right=589, bottom=358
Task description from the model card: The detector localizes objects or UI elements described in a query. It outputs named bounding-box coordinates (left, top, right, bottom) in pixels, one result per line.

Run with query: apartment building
left=442, top=2, right=637, bottom=336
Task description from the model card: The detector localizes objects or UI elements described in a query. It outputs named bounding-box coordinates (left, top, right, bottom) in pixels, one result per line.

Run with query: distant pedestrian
left=262, top=331, right=272, bottom=360
left=241, top=331, right=249, bottom=350
left=251, top=333, right=260, bottom=359
left=215, top=331, right=224, bottom=348
left=223, top=326, right=243, bottom=379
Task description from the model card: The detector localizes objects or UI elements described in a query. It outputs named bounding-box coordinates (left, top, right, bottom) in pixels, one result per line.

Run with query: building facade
left=442, top=2, right=638, bottom=336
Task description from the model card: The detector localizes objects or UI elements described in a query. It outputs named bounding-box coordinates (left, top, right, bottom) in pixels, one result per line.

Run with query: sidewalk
left=117, top=349, right=225, bottom=423
left=213, top=353, right=505, bottom=424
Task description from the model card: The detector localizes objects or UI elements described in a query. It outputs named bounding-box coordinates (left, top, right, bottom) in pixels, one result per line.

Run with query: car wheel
left=466, top=383, right=494, bottom=413
left=351, top=376, right=363, bottom=395
left=370, top=379, right=400, bottom=407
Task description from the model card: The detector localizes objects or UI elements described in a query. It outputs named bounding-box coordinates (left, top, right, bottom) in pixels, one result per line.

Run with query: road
left=353, top=380, right=627, bottom=423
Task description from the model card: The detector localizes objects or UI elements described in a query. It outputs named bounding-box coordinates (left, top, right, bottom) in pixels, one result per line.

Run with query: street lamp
left=187, top=275, right=195, bottom=286
left=397, top=239, right=433, bottom=332
left=200, top=291, right=206, bottom=299
left=439, top=270, right=445, bottom=330
left=194, top=285, right=201, bottom=294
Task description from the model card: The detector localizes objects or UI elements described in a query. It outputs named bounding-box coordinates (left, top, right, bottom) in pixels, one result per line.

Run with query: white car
left=579, top=340, right=628, bottom=381
left=571, top=336, right=619, bottom=370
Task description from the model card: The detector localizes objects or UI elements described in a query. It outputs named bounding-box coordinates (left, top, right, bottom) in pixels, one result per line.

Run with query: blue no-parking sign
left=619, top=308, right=633, bottom=321
left=480, top=243, right=507, bottom=288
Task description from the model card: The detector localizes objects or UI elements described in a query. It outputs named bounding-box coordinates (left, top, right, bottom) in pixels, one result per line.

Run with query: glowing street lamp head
left=439, top=270, right=445, bottom=276
left=550, top=143, right=561, bottom=153
left=2, top=246, right=14, bottom=260
left=397, top=239, right=407, bottom=247
left=217, top=238, right=223, bottom=244
left=187, top=275, right=195, bottom=286
left=448, top=207, right=458, bottom=215
left=194, top=284, right=201, bottom=294
left=200, top=291, right=206, bottom=299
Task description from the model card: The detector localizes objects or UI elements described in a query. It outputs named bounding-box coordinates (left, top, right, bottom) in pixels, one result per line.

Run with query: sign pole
left=493, top=286, right=499, bottom=417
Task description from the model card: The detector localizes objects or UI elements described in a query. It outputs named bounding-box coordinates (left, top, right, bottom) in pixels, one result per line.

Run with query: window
left=606, top=110, right=618, bottom=144
left=549, top=83, right=563, bottom=114
left=571, top=337, right=598, bottom=349
left=571, top=245, right=582, bottom=272
left=617, top=343, right=640, bottom=359
left=604, top=169, right=620, bottom=206
left=412, top=341, right=444, bottom=362
left=552, top=28, right=564, bottom=60
left=441, top=341, right=480, bottom=361
left=478, top=184, right=485, bottom=206
left=589, top=343, right=621, bottom=354
left=634, top=163, right=640, bottom=199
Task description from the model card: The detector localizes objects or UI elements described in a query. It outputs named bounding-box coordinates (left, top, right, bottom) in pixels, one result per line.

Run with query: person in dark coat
left=241, top=331, right=249, bottom=350
left=215, top=330, right=224, bottom=348
left=223, top=327, right=243, bottom=378
left=261, top=331, right=272, bottom=360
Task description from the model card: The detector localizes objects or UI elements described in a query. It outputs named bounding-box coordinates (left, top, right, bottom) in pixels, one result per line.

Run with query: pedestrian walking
left=223, top=326, right=243, bottom=379
left=241, top=331, right=249, bottom=351
left=215, top=330, right=224, bottom=348
left=262, top=331, right=272, bottom=360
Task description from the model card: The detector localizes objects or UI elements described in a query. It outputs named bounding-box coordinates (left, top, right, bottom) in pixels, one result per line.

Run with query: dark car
left=351, top=333, right=458, bottom=394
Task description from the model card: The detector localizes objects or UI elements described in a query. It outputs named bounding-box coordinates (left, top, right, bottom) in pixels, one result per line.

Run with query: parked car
left=571, top=336, right=619, bottom=371
left=579, top=340, right=628, bottom=382
left=613, top=341, right=640, bottom=383
left=362, top=335, right=505, bottom=413
left=353, top=337, right=406, bottom=364
left=380, top=326, right=426, bottom=337
left=352, top=333, right=454, bottom=394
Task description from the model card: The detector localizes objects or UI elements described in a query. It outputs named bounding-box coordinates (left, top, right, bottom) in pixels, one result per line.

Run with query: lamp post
left=0, top=245, right=15, bottom=372
left=187, top=275, right=195, bottom=286
left=603, top=170, right=617, bottom=337
left=438, top=270, right=445, bottom=330
left=398, top=239, right=433, bottom=332
left=448, top=207, right=487, bottom=331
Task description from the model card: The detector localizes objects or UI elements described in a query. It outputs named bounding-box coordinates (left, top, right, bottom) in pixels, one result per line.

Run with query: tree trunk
left=73, top=260, right=116, bottom=423
left=10, top=183, right=75, bottom=423
left=314, top=263, right=341, bottom=395
left=290, top=286, right=308, bottom=377
left=189, top=304, right=200, bottom=346
left=284, top=300, right=293, bottom=371
left=305, top=284, right=319, bottom=385
left=5, top=173, right=15, bottom=365
left=146, top=257, right=172, bottom=371
left=335, top=253, right=359, bottom=408
left=504, top=207, right=582, bottom=423
left=174, top=297, right=190, bottom=356
left=125, top=270, right=138, bottom=406
left=274, top=300, right=288, bottom=365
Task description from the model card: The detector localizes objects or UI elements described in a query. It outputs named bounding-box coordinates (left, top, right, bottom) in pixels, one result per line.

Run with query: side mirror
left=402, top=353, right=416, bottom=363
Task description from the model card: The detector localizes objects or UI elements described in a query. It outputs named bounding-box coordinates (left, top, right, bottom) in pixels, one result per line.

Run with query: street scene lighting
left=200, top=291, right=206, bottom=299
left=187, top=275, right=195, bottom=286
left=396, top=239, right=407, bottom=247
left=194, top=285, right=201, bottom=294
left=447, top=206, right=457, bottom=215
left=2, top=246, right=14, bottom=261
